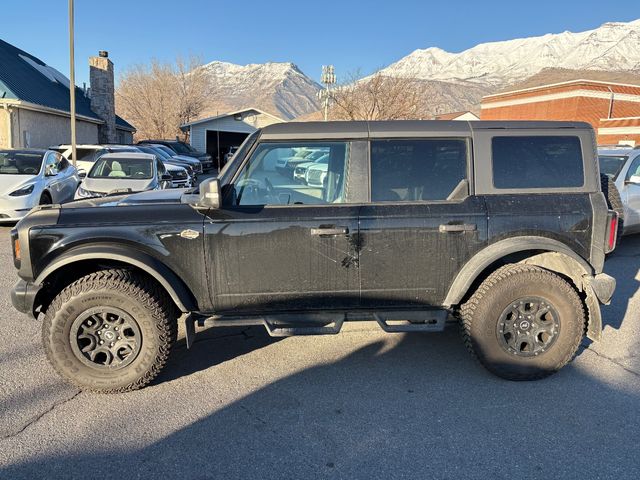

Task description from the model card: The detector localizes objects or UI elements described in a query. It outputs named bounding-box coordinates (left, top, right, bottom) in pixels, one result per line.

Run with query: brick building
left=480, top=79, right=640, bottom=145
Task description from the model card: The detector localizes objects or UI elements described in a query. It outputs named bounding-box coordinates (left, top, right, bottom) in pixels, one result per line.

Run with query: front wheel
left=461, top=264, right=585, bottom=381
left=42, top=269, right=177, bottom=393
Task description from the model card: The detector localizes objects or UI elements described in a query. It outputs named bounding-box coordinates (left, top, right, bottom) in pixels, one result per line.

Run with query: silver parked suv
left=598, top=145, right=640, bottom=235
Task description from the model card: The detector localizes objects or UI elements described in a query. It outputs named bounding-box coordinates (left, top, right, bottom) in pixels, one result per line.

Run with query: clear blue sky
left=2, top=0, right=639, bottom=86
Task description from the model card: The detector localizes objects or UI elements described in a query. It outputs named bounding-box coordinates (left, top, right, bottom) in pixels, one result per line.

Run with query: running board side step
left=186, top=310, right=449, bottom=348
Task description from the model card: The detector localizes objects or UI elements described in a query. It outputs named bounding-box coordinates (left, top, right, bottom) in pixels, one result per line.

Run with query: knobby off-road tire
left=461, top=264, right=585, bottom=381
left=42, top=269, right=177, bottom=393
left=600, top=173, right=624, bottom=246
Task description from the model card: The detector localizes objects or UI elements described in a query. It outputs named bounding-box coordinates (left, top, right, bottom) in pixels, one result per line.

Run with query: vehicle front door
left=43, top=152, right=69, bottom=202
left=358, top=138, right=488, bottom=308
left=204, top=140, right=362, bottom=313
left=623, top=154, right=640, bottom=230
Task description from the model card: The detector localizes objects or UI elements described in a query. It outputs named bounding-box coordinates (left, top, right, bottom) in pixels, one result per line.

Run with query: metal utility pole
left=318, top=65, right=336, bottom=122
left=68, top=0, right=77, bottom=167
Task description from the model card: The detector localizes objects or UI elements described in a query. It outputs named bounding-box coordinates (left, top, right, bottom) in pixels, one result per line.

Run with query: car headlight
left=76, top=185, right=94, bottom=198
left=9, top=184, right=35, bottom=196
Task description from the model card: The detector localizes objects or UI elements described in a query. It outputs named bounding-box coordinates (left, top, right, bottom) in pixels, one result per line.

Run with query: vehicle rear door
left=358, top=137, right=488, bottom=307
left=204, top=139, right=365, bottom=313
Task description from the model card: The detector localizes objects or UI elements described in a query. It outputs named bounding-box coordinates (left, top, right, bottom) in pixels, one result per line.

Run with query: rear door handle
left=439, top=223, right=476, bottom=233
left=310, top=226, right=349, bottom=237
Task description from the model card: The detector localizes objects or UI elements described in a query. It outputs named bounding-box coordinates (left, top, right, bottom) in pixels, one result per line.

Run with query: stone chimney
left=89, top=50, right=116, bottom=143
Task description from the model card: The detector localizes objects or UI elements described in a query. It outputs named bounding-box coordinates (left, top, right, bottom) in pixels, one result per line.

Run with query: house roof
left=484, top=78, right=640, bottom=100
left=434, top=111, right=478, bottom=120
left=181, top=108, right=285, bottom=128
left=0, top=38, right=134, bottom=131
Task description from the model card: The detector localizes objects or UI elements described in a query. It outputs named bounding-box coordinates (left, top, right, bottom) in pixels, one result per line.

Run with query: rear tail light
left=605, top=210, right=618, bottom=254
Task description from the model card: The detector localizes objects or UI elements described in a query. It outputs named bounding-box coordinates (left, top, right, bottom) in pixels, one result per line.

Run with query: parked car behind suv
left=74, top=152, right=173, bottom=199
left=0, top=149, right=78, bottom=221
left=138, top=139, right=213, bottom=171
left=598, top=145, right=640, bottom=235
left=12, top=121, right=617, bottom=393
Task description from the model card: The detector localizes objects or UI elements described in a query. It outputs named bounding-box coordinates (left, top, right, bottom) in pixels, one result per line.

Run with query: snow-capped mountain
left=378, top=19, right=640, bottom=87
left=199, top=61, right=321, bottom=119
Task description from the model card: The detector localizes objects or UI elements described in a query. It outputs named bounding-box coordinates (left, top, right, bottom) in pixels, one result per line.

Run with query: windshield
left=171, top=142, right=195, bottom=155
left=0, top=151, right=43, bottom=175
left=154, top=145, right=177, bottom=158
left=149, top=147, right=172, bottom=160
left=598, top=155, right=628, bottom=179
left=89, top=157, right=154, bottom=179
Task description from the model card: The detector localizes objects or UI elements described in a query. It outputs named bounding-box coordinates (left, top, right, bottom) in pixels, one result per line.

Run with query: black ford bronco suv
left=11, top=121, right=618, bottom=392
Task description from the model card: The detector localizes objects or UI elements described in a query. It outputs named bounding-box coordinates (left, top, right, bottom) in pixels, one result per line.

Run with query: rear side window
left=492, top=136, right=584, bottom=189
left=370, top=139, right=467, bottom=202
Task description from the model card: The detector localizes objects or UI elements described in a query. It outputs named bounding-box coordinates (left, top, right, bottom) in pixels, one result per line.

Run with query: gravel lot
left=0, top=226, right=639, bottom=479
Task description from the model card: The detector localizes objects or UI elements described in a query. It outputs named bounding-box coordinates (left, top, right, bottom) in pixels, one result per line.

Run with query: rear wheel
left=600, top=173, right=624, bottom=245
left=42, top=269, right=177, bottom=393
left=461, top=264, right=585, bottom=381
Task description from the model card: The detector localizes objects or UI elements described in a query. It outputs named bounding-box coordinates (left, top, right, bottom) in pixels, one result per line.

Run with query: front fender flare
left=35, top=244, right=196, bottom=313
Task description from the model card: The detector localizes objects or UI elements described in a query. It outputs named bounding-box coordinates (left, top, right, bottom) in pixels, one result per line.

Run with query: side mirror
left=45, top=165, right=58, bottom=176
left=199, top=177, right=221, bottom=208
left=627, top=175, right=640, bottom=185
left=78, top=169, right=86, bottom=179
left=161, top=173, right=173, bottom=181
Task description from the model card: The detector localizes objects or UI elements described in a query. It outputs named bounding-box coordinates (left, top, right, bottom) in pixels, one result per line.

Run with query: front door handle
left=310, top=226, right=349, bottom=237
left=439, top=223, right=476, bottom=233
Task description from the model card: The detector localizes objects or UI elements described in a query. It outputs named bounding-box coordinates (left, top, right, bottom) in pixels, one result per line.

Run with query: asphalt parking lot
left=0, top=227, right=639, bottom=480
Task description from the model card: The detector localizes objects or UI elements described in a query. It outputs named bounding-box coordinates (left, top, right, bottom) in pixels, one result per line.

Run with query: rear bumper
left=0, top=208, right=32, bottom=223
left=11, top=278, right=41, bottom=316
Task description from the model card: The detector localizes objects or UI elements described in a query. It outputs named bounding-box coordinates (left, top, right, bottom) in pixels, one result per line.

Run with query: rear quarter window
left=492, top=136, right=584, bottom=189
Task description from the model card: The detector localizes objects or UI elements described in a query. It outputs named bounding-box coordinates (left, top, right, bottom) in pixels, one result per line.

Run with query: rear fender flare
left=444, top=236, right=594, bottom=307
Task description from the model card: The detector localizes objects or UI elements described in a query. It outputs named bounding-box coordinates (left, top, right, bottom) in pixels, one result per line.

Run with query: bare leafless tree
left=328, top=70, right=425, bottom=121
left=115, top=56, right=212, bottom=140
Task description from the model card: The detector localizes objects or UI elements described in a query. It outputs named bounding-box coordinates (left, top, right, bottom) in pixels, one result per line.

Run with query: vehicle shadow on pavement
left=4, top=328, right=640, bottom=480
left=152, top=326, right=284, bottom=385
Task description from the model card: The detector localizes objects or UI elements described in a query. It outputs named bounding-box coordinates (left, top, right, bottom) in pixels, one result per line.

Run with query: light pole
left=318, top=65, right=336, bottom=122
left=68, top=0, right=77, bottom=167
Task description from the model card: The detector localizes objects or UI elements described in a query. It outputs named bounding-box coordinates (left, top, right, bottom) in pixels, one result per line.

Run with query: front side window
left=370, top=139, right=467, bottom=202
left=492, top=136, right=584, bottom=189
left=626, top=155, right=640, bottom=180
left=230, top=142, right=350, bottom=206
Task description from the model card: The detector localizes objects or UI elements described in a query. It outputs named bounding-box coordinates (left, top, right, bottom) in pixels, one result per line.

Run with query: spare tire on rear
left=600, top=173, right=624, bottom=247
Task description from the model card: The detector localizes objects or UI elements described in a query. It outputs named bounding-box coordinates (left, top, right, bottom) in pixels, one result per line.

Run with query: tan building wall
left=0, top=108, right=9, bottom=148
left=2, top=107, right=99, bottom=149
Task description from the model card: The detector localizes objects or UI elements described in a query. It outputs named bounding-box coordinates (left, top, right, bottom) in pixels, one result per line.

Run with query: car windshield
left=149, top=147, right=172, bottom=160
left=170, top=142, right=195, bottom=154
left=155, top=145, right=179, bottom=157
left=89, top=157, right=154, bottom=179
left=598, top=155, right=628, bottom=179
left=0, top=151, right=43, bottom=175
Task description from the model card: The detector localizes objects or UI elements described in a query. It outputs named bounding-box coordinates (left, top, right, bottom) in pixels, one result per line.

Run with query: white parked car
left=75, top=153, right=172, bottom=199
left=598, top=145, right=640, bottom=235
left=0, top=149, right=79, bottom=222
left=53, top=144, right=141, bottom=175
left=293, top=153, right=329, bottom=183
left=305, top=161, right=329, bottom=188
